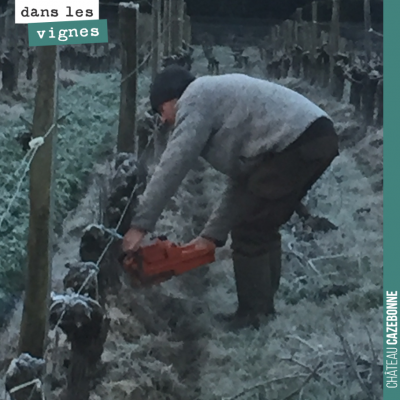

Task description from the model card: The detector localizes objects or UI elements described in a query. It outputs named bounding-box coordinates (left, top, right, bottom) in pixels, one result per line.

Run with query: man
left=122, top=65, right=339, bottom=329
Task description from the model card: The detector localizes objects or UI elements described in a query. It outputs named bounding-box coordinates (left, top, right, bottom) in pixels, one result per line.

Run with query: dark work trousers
left=231, top=116, right=339, bottom=255
left=229, top=116, right=339, bottom=316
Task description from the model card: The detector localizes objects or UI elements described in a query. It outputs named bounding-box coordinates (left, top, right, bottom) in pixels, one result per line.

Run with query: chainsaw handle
left=180, top=243, right=214, bottom=256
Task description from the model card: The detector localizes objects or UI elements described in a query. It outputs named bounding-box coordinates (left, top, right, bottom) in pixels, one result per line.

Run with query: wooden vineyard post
left=117, top=2, right=138, bottom=154
left=311, top=2, right=318, bottom=60
left=271, top=25, right=280, bottom=59
left=151, top=0, right=161, bottom=81
left=18, top=45, right=59, bottom=359
left=275, top=25, right=282, bottom=54
left=294, top=8, right=303, bottom=48
left=364, top=0, right=372, bottom=62
left=0, top=10, right=5, bottom=39
left=183, top=2, right=191, bottom=45
left=291, top=8, right=303, bottom=78
left=178, top=0, right=185, bottom=49
left=280, top=20, right=289, bottom=53
left=26, top=48, right=35, bottom=80
left=163, top=0, right=172, bottom=57
left=301, top=20, right=310, bottom=53
left=1, top=0, right=20, bottom=93
left=329, top=0, right=340, bottom=93
left=347, top=65, right=363, bottom=112
left=305, top=2, right=319, bottom=84
left=287, top=20, right=295, bottom=52
left=170, top=0, right=184, bottom=55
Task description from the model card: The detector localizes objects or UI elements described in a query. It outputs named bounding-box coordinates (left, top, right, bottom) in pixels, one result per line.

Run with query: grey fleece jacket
left=131, top=73, right=331, bottom=244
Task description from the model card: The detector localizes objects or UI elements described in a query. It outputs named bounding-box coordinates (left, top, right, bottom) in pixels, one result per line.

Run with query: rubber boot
left=217, top=252, right=276, bottom=330
left=216, top=233, right=282, bottom=330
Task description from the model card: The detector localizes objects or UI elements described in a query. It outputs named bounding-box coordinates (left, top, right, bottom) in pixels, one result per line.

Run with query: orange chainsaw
left=119, top=236, right=216, bottom=287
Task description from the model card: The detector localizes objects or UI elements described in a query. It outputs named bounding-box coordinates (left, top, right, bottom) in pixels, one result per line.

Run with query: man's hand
left=122, top=227, right=146, bottom=253
left=185, top=236, right=216, bottom=251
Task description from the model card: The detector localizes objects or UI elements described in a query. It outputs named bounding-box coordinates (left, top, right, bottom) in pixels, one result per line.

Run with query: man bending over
left=122, top=65, right=339, bottom=329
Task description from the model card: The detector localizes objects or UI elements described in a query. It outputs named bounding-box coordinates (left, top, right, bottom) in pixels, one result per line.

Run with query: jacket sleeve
left=130, top=100, right=213, bottom=233
left=200, top=179, right=260, bottom=246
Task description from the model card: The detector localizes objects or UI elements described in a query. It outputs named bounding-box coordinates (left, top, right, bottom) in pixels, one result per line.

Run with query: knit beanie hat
left=150, top=65, right=196, bottom=113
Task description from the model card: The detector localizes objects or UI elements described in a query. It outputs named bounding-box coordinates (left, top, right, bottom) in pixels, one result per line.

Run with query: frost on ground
left=0, top=68, right=152, bottom=323
left=0, top=46, right=382, bottom=400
